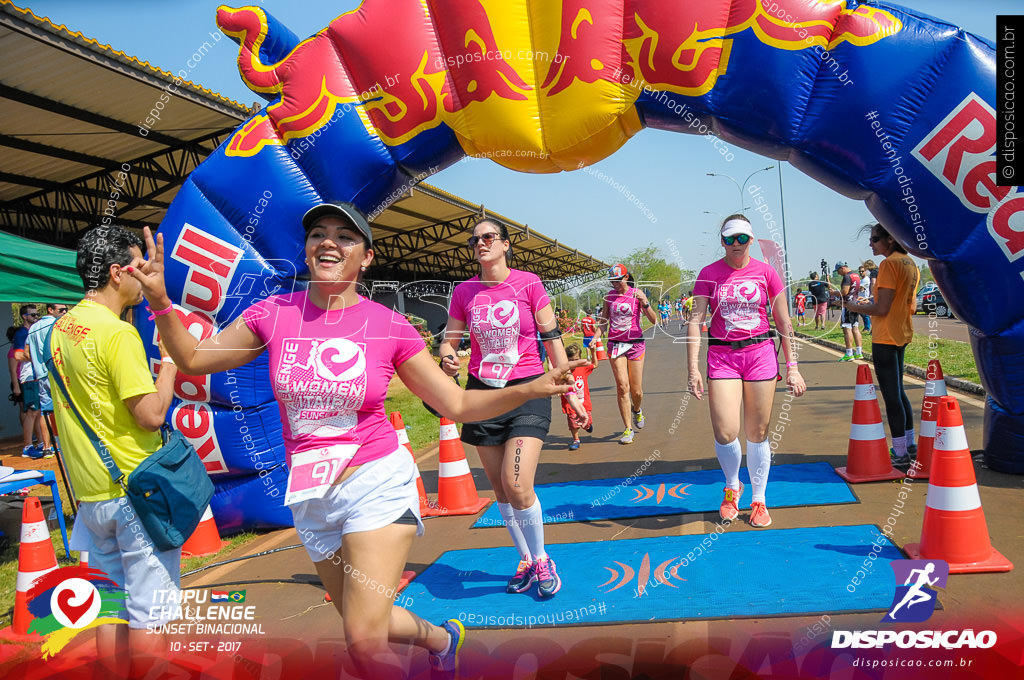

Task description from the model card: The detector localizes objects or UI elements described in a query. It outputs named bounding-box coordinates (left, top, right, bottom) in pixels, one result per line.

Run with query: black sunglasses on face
left=468, top=232, right=502, bottom=248
left=722, top=234, right=751, bottom=245
left=25, top=313, right=38, bottom=318
left=54, top=308, right=68, bottom=313
left=870, top=236, right=882, bottom=243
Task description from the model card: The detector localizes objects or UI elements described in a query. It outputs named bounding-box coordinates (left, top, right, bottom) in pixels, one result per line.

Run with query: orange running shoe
left=749, top=501, right=772, bottom=527
left=719, top=482, right=743, bottom=521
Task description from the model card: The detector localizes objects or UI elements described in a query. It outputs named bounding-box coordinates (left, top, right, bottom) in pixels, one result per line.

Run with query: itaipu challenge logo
left=26, top=565, right=127, bottom=658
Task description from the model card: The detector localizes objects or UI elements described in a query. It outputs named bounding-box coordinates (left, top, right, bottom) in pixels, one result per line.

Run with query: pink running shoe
left=506, top=559, right=536, bottom=593
left=749, top=501, right=772, bottom=527
left=719, top=482, right=743, bottom=521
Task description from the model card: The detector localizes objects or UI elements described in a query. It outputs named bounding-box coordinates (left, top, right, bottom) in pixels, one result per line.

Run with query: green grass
left=796, top=324, right=979, bottom=384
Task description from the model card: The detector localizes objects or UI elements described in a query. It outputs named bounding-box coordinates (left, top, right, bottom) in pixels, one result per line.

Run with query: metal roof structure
left=0, top=1, right=253, bottom=243
left=371, top=182, right=607, bottom=291
left=0, top=1, right=606, bottom=289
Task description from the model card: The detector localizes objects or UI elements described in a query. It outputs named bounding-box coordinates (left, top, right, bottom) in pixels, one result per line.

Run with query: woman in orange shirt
left=845, top=223, right=920, bottom=467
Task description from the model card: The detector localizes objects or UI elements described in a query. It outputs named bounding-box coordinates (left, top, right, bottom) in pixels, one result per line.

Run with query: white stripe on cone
left=934, top=425, right=969, bottom=452
left=198, top=505, right=214, bottom=523
left=439, top=459, right=471, bottom=478
left=17, top=566, right=57, bottom=592
left=925, top=381, right=947, bottom=397
left=440, top=424, right=459, bottom=441
left=396, top=428, right=410, bottom=445
left=854, top=384, right=876, bottom=400
left=21, top=520, right=49, bottom=543
left=80, top=550, right=89, bottom=566
left=849, top=422, right=886, bottom=440
left=926, top=484, right=982, bottom=512
left=920, top=418, right=937, bottom=436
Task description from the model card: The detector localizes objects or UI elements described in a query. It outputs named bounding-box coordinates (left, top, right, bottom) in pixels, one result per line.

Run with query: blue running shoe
left=534, top=556, right=561, bottom=598
left=429, top=619, right=466, bottom=673
left=21, top=445, right=45, bottom=459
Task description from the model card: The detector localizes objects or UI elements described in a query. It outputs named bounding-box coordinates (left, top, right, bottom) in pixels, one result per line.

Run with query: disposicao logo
left=26, top=565, right=127, bottom=658
left=832, top=559, right=997, bottom=650
left=882, top=559, right=947, bottom=623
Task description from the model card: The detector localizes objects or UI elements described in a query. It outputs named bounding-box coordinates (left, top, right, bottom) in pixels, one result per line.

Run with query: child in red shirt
left=562, top=344, right=596, bottom=450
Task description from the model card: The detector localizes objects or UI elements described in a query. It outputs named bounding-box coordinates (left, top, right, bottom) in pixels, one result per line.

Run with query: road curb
left=795, top=333, right=986, bottom=397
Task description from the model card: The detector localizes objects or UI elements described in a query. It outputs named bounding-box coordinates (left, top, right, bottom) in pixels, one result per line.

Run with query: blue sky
left=23, top=0, right=1011, bottom=277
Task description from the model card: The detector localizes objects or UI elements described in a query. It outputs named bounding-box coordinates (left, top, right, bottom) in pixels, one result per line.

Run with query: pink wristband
left=787, top=361, right=798, bottom=368
left=149, top=305, right=175, bottom=316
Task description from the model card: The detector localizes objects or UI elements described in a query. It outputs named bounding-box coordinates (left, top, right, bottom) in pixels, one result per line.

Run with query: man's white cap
left=721, top=218, right=754, bottom=238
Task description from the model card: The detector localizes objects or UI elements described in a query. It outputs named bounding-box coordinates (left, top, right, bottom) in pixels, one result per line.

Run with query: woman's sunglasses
left=722, top=234, right=751, bottom=245
left=468, top=232, right=502, bottom=248
left=870, top=236, right=883, bottom=243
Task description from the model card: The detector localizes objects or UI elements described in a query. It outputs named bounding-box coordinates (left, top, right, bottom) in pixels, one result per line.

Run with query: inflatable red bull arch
left=140, top=0, right=1024, bottom=531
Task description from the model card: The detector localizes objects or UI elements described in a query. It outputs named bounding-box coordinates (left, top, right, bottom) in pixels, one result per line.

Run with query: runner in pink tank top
left=129, top=204, right=578, bottom=676
left=686, top=215, right=806, bottom=530
left=600, top=265, right=659, bottom=445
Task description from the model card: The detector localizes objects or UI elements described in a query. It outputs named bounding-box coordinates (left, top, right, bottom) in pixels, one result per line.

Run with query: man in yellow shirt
left=49, top=225, right=178, bottom=675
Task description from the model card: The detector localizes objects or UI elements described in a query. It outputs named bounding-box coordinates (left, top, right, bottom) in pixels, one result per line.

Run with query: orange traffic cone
left=79, top=550, right=89, bottom=569
left=592, top=338, right=607, bottom=361
left=836, top=364, right=906, bottom=483
left=435, top=417, right=490, bottom=516
left=8, top=497, right=59, bottom=637
left=701, top=320, right=709, bottom=333
left=912, top=360, right=947, bottom=479
left=390, top=411, right=439, bottom=517
left=905, top=397, right=1013, bottom=573
left=181, top=505, right=223, bottom=558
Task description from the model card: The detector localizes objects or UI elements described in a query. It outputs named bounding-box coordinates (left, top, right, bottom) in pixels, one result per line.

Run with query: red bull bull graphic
left=145, top=0, right=1023, bottom=532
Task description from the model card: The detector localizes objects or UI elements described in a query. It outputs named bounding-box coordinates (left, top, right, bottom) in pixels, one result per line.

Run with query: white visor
left=721, top=219, right=754, bottom=239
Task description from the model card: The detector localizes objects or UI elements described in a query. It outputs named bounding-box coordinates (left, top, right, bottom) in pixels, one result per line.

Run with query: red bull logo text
left=913, top=92, right=1024, bottom=262
left=217, top=1, right=901, bottom=172
left=158, top=223, right=244, bottom=473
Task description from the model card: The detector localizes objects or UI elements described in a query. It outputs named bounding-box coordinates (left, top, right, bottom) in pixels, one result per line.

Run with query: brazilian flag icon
left=228, top=590, right=246, bottom=603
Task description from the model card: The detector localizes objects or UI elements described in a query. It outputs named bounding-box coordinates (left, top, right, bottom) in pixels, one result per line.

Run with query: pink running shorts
left=707, top=339, right=778, bottom=381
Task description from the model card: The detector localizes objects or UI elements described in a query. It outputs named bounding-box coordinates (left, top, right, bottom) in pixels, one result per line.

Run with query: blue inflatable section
left=141, top=0, right=1024, bottom=533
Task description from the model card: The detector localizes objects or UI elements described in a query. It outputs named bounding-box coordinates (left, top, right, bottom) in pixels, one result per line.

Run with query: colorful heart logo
left=315, top=338, right=366, bottom=382
left=50, top=578, right=101, bottom=629
left=488, top=301, right=520, bottom=329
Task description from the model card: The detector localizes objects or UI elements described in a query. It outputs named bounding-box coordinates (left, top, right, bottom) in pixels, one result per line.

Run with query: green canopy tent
left=0, top=231, right=83, bottom=303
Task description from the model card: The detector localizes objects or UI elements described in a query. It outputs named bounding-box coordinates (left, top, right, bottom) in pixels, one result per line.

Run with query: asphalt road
left=159, top=333, right=1015, bottom=675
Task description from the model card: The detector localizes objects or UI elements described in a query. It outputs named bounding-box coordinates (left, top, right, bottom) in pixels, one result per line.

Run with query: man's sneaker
left=39, top=447, right=55, bottom=458
left=889, top=447, right=913, bottom=469
left=838, top=355, right=854, bottom=362
left=506, top=559, right=536, bottom=593
left=569, top=439, right=580, bottom=451
left=907, top=441, right=918, bottom=455
left=429, top=619, right=466, bottom=672
left=534, top=556, right=561, bottom=598
left=21, top=445, right=45, bottom=459
left=854, top=353, right=865, bottom=360
left=632, top=409, right=645, bottom=430
left=749, top=501, right=772, bottom=527
left=619, top=428, right=634, bottom=445
left=719, top=482, right=744, bottom=521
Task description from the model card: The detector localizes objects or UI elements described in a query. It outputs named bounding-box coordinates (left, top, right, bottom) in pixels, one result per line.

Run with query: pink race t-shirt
left=605, top=287, right=644, bottom=342
left=243, top=291, right=425, bottom=468
left=694, top=258, right=784, bottom=341
left=448, top=269, right=551, bottom=387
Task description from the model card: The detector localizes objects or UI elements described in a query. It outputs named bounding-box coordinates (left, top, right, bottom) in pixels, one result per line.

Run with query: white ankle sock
left=498, top=502, right=531, bottom=560
left=746, top=439, right=772, bottom=503
left=715, top=438, right=743, bottom=489
left=513, top=498, right=547, bottom=560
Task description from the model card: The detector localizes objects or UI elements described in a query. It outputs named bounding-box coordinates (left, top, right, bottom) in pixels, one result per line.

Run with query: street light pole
left=706, top=166, right=773, bottom=213
left=777, top=163, right=792, bottom=317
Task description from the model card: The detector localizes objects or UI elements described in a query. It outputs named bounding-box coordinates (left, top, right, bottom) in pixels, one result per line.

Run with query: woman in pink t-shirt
left=686, top=215, right=806, bottom=529
left=439, top=217, right=580, bottom=601
left=600, top=266, right=659, bottom=445
left=129, top=204, right=578, bottom=678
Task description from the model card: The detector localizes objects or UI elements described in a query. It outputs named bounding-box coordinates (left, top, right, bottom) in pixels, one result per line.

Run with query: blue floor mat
left=405, top=525, right=903, bottom=627
left=472, top=462, right=856, bottom=528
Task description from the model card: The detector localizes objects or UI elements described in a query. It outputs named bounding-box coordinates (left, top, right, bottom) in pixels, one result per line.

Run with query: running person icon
left=687, top=215, right=806, bottom=528
left=888, top=563, right=939, bottom=618
left=600, top=265, right=659, bottom=444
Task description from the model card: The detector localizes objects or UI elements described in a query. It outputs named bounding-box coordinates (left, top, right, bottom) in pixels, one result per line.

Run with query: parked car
left=916, top=282, right=939, bottom=310
left=921, top=289, right=955, bottom=318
